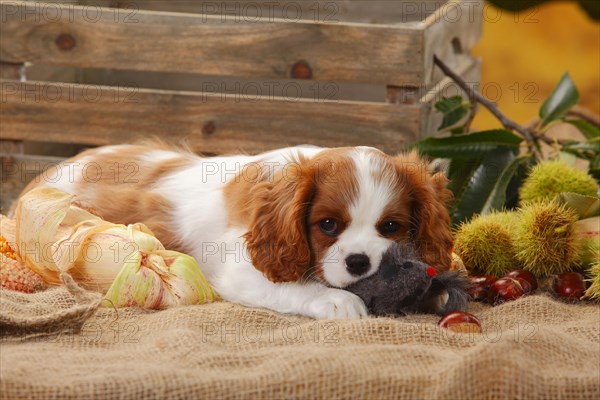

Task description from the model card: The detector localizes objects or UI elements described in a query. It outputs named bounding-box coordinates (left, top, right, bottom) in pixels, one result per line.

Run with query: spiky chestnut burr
left=454, top=211, right=519, bottom=277
left=515, top=201, right=581, bottom=277
left=519, top=160, right=599, bottom=204
left=584, top=262, right=600, bottom=302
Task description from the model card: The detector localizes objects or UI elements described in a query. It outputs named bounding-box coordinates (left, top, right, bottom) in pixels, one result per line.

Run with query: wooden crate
left=0, top=0, right=482, bottom=211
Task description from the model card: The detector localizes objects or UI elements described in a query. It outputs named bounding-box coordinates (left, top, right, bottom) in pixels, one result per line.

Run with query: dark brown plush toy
left=346, top=243, right=469, bottom=317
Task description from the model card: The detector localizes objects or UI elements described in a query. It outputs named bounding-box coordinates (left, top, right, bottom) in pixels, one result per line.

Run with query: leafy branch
left=414, top=59, right=600, bottom=226
left=433, top=56, right=541, bottom=159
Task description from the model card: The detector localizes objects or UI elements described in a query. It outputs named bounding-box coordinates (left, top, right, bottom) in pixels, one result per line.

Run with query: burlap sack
left=0, top=274, right=101, bottom=337
left=1, top=283, right=599, bottom=400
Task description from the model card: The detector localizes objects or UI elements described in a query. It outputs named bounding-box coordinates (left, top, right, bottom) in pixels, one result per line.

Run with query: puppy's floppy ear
left=396, top=152, right=453, bottom=271
left=243, top=157, right=315, bottom=283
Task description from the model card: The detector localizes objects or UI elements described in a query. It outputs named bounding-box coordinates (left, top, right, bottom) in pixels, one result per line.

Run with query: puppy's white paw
left=308, top=288, right=368, bottom=320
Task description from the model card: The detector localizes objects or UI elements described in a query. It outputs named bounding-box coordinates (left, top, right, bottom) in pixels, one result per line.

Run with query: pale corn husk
left=573, top=217, right=600, bottom=266
left=105, top=251, right=215, bottom=308
left=6, top=187, right=216, bottom=309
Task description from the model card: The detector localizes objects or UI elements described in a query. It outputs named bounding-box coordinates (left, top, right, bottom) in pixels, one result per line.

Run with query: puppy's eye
left=319, top=218, right=339, bottom=236
left=378, top=221, right=401, bottom=236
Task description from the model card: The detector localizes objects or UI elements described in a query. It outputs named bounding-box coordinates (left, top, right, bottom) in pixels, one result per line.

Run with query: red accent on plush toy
left=426, top=267, right=437, bottom=277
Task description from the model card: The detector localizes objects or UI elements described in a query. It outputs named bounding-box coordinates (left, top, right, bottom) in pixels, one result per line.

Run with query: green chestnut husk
left=519, top=160, right=599, bottom=204
left=515, top=201, right=581, bottom=277
left=454, top=211, right=520, bottom=277
left=584, top=261, right=600, bottom=302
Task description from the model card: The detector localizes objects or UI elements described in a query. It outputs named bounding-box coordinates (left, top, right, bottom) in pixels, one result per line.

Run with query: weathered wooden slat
left=54, top=66, right=388, bottom=103
left=0, top=61, right=25, bottom=80
left=87, top=0, right=450, bottom=24
left=0, top=154, right=63, bottom=214
left=0, top=80, right=422, bottom=154
left=1, top=1, right=427, bottom=86
left=0, top=61, right=26, bottom=158
left=0, top=140, right=24, bottom=155
left=423, top=0, right=484, bottom=85
left=419, top=57, right=481, bottom=134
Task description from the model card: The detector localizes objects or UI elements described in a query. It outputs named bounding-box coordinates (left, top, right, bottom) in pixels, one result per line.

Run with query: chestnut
left=552, top=272, right=586, bottom=300
left=488, top=277, right=526, bottom=305
left=438, top=311, right=482, bottom=333
left=466, top=275, right=496, bottom=301
left=504, top=270, right=538, bottom=293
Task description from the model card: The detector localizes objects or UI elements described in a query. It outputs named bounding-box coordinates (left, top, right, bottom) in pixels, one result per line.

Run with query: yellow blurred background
left=471, top=1, right=599, bottom=130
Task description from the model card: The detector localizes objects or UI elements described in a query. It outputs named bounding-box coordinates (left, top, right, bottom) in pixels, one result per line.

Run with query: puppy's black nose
left=345, top=253, right=371, bottom=276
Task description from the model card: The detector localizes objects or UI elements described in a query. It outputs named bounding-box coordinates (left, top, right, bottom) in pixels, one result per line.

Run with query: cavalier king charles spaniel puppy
left=21, top=144, right=452, bottom=319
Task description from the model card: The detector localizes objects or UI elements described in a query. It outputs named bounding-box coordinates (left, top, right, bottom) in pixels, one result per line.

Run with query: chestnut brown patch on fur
left=242, top=154, right=315, bottom=283
left=77, top=146, right=193, bottom=185
left=393, top=151, right=453, bottom=271
left=19, top=145, right=192, bottom=250
left=223, top=161, right=270, bottom=228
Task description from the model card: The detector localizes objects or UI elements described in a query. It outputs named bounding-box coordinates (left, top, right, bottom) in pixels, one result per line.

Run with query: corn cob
left=1, top=235, right=17, bottom=260
left=1, top=234, right=47, bottom=293
left=1, top=253, right=47, bottom=293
